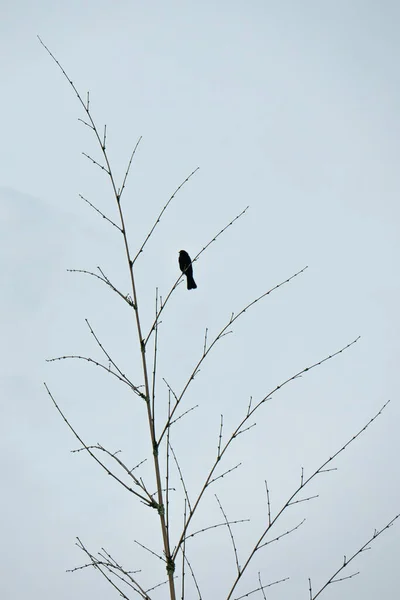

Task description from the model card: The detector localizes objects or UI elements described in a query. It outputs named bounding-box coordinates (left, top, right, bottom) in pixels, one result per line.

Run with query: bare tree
left=40, top=37, right=398, bottom=600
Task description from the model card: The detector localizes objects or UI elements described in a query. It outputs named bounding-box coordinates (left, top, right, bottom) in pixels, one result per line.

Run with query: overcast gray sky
left=1, top=1, right=399, bottom=599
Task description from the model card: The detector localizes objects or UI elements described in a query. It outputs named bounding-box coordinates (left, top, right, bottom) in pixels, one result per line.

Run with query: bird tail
left=187, top=275, right=197, bottom=290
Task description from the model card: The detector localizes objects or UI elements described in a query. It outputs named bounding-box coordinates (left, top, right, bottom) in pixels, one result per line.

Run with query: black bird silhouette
left=179, top=250, right=197, bottom=290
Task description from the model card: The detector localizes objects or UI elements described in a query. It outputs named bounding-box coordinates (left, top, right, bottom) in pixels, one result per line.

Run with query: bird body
left=179, top=250, right=197, bottom=290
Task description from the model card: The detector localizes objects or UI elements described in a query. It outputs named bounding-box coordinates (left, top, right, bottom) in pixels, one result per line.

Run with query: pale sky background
left=1, top=1, right=399, bottom=599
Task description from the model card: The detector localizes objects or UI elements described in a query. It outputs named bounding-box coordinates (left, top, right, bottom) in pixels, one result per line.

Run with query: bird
left=179, top=250, right=197, bottom=290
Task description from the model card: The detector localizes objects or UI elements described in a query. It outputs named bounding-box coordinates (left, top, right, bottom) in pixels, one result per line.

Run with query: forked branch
left=44, top=384, right=155, bottom=506
left=159, top=266, right=308, bottom=444
left=224, top=400, right=391, bottom=599
left=39, top=37, right=177, bottom=597
left=132, top=167, right=200, bottom=265
left=171, top=338, right=362, bottom=562
left=309, top=513, right=400, bottom=599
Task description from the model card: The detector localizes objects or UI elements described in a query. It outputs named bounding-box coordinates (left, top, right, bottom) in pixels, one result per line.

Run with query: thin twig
left=258, top=572, right=267, bottom=600
left=166, top=390, right=171, bottom=533
left=311, top=514, right=400, bottom=599
left=67, top=268, right=134, bottom=306
left=163, top=378, right=179, bottom=403
left=132, top=167, right=200, bottom=265
left=75, top=538, right=147, bottom=599
left=134, top=539, right=165, bottom=563
left=209, top=463, right=242, bottom=486
left=159, top=266, right=308, bottom=445
left=71, top=443, right=153, bottom=501
left=234, top=577, right=289, bottom=599
left=246, top=396, right=253, bottom=416
left=169, top=442, right=192, bottom=512
left=85, top=318, right=130, bottom=383
left=181, top=500, right=187, bottom=600
left=265, top=480, right=271, bottom=527
left=215, top=495, right=241, bottom=575
left=288, top=495, right=319, bottom=506
left=82, top=151, right=109, bottom=173
left=234, top=423, right=256, bottom=438
left=44, top=384, right=151, bottom=504
left=184, top=519, right=250, bottom=541
left=151, top=288, right=159, bottom=424
left=217, top=415, right=224, bottom=459
left=172, top=357, right=376, bottom=565
left=183, top=553, right=202, bottom=600
left=102, top=123, right=106, bottom=149
left=224, top=401, right=391, bottom=599
left=145, top=577, right=172, bottom=594
left=79, top=193, right=121, bottom=230
left=258, top=519, right=306, bottom=549
left=170, top=405, right=199, bottom=427
left=98, top=547, right=145, bottom=594
left=203, top=328, right=208, bottom=356
left=46, top=353, right=144, bottom=397
left=118, top=137, right=142, bottom=200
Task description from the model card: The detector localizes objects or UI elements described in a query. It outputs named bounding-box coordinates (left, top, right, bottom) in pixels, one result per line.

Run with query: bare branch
left=332, top=571, right=360, bottom=583
left=209, top=463, right=242, bottom=485
left=169, top=442, right=192, bottom=512
left=97, top=266, right=136, bottom=306
left=258, top=572, right=267, bottom=600
left=46, top=353, right=144, bottom=397
left=258, top=519, right=306, bottom=549
left=217, top=414, right=224, bottom=459
left=181, top=500, right=187, bottom=600
left=67, top=267, right=134, bottom=306
left=44, top=383, right=151, bottom=505
left=183, top=552, right=202, bottom=600
left=215, top=495, right=241, bottom=575
left=74, top=537, right=147, bottom=599
left=163, top=378, right=179, bottom=403
left=39, top=36, right=176, bottom=599
left=132, top=167, right=200, bottom=265
left=78, top=117, right=94, bottom=130
left=85, top=318, right=136, bottom=390
left=165, top=390, right=172, bottom=534
left=185, top=519, right=250, bottom=541
left=134, top=539, right=165, bottom=563
left=145, top=576, right=171, bottom=594
left=170, top=404, right=199, bottom=427
left=79, top=193, right=121, bottom=230
left=234, top=576, right=289, bottom=599
left=98, top=547, right=147, bottom=595
left=246, top=396, right=253, bottom=416
left=71, top=443, right=153, bottom=501
left=288, top=495, right=319, bottom=506
left=102, top=123, right=107, bottom=149
left=158, top=266, right=308, bottom=444
left=119, top=136, right=142, bottom=200
left=82, top=151, right=109, bottom=174
left=151, top=288, right=159, bottom=422
left=203, top=327, right=208, bottom=356
left=235, top=423, right=256, bottom=437
left=265, top=480, right=271, bottom=527
left=311, top=514, right=400, bottom=599
left=224, top=401, right=391, bottom=599
left=129, top=458, right=148, bottom=473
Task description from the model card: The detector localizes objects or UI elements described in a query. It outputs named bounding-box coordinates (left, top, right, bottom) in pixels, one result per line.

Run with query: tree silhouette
left=40, top=37, right=398, bottom=600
